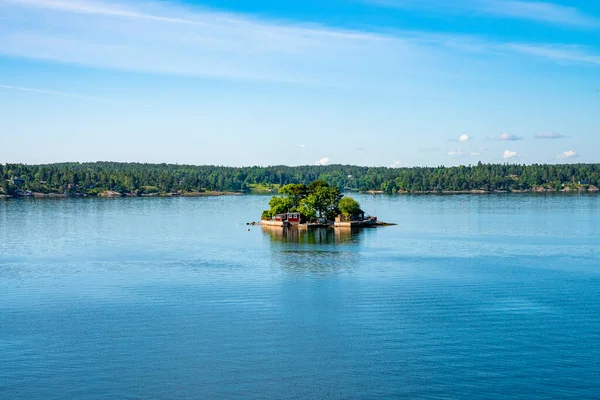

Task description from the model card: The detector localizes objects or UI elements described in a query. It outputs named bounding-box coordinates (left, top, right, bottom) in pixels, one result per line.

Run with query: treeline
left=1, top=161, right=599, bottom=195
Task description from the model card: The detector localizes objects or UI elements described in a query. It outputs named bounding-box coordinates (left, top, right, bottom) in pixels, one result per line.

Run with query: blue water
left=1, top=194, right=599, bottom=399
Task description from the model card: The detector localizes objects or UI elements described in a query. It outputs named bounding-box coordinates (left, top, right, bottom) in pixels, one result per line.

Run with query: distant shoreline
left=2, top=189, right=599, bottom=199
left=3, top=162, right=599, bottom=197
left=0, top=190, right=242, bottom=199
left=364, top=187, right=599, bottom=195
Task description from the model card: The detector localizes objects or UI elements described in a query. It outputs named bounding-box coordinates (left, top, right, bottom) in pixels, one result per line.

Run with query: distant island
left=1, top=161, right=599, bottom=198
left=258, top=180, right=384, bottom=227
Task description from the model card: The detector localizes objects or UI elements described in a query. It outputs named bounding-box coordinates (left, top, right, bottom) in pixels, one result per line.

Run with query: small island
left=257, top=180, right=393, bottom=228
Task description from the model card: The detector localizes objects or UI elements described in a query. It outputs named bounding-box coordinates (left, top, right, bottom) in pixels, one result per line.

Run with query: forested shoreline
left=1, top=162, right=599, bottom=197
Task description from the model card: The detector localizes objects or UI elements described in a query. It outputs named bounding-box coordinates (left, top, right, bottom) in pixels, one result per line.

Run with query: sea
left=1, top=194, right=599, bottom=399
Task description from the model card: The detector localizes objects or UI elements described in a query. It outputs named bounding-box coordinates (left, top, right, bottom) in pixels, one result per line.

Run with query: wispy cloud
left=0, top=83, right=104, bottom=101
left=506, top=43, right=600, bottom=65
left=498, top=133, right=524, bottom=141
left=503, top=150, right=518, bottom=159
left=366, top=0, right=597, bottom=27
left=476, top=0, right=597, bottom=27
left=557, top=150, right=577, bottom=159
left=448, top=149, right=466, bottom=156
left=5, top=0, right=208, bottom=24
left=534, top=132, right=569, bottom=139
left=2, top=0, right=600, bottom=88
left=448, top=148, right=482, bottom=157
left=0, top=0, right=413, bottom=84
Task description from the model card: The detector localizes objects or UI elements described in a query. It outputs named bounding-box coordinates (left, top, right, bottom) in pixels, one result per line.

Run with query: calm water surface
left=1, top=194, right=599, bottom=399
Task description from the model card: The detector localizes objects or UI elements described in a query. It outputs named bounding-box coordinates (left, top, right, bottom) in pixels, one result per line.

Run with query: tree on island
left=338, top=196, right=362, bottom=219
left=262, top=180, right=357, bottom=223
left=279, top=183, right=308, bottom=208
left=305, top=181, right=343, bottom=221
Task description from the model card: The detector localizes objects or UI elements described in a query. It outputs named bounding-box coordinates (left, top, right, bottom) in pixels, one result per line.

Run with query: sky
left=1, top=0, right=599, bottom=167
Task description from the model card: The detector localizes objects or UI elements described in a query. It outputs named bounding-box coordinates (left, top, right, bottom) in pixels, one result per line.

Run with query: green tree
left=267, top=196, right=295, bottom=215
left=339, top=196, right=361, bottom=218
left=3, top=182, right=17, bottom=196
left=279, top=183, right=308, bottom=209
left=306, top=186, right=342, bottom=220
left=297, top=198, right=317, bottom=222
left=308, top=179, right=329, bottom=193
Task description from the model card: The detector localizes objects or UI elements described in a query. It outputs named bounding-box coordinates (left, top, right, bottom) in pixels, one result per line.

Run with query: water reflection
left=261, top=225, right=362, bottom=244
left=262, top=226, right=364, bottom=275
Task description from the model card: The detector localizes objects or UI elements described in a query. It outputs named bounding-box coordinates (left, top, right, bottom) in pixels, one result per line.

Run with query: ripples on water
left=1, top=195, right=599, bottom=399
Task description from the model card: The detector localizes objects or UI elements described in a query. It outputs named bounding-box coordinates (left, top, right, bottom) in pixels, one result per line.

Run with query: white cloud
left=557, top=150, right=577, bottom=159
left=299, top=144, right=305, bottom=149
left=315, top=157, right=330, bottom=166
left=534, top=132, right=568, bottom=139
left=470, top=152, right=481, bottom=156
left=479, top=146, right=487, bottom=150
left=503, top=150, right=518, bottom=159
left=390, top=160, right=403, bottom=168
left=458, top=134, right=470, bottom=142
left=498, top=133, right=523, bottom=141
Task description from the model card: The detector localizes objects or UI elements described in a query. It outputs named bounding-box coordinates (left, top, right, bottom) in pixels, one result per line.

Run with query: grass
left=247, top=183, right=280, bottom=193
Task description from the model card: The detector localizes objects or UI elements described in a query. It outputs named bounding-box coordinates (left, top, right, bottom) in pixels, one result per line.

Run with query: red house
left=273, top=212, right=306, bottom=226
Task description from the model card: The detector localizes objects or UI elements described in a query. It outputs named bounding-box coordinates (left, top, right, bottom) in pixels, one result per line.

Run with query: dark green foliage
left=339, top=197, right=361, bottom=218
left=305, top=184, right=342, bottom=220
left=1, top=161, right=599, bottom=196
left=278, top=183, right=308, bottom=209
left=263, top=180, right=343, bottom=222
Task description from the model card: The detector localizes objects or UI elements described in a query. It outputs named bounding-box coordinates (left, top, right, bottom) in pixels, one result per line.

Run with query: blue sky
left=1, top=0, right=599, bottom=167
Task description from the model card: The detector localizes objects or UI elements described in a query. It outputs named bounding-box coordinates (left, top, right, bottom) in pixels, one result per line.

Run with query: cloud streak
left=498, top=133, right=524, bottom=141
left=448, top=149, right=466, bottom=156
left=476, top=0, right=597, bottom=27
left=0, top=83, right=104, bottom=101
left=448, top=148, right=482, bottom=157
left=534, top=132, right=568, bottom=139
left=366, top=0, right=597, bottom=27
left=0, top=0, right=412, bottom=85
left=2, top=0, right=600, bottom=88
left=503, top=150, right=518, bottom=159
left=506, top=43, right=600, bottom=66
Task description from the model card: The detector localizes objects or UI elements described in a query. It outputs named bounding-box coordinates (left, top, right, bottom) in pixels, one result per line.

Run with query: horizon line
left=0, top=160, right=592, bottom=168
